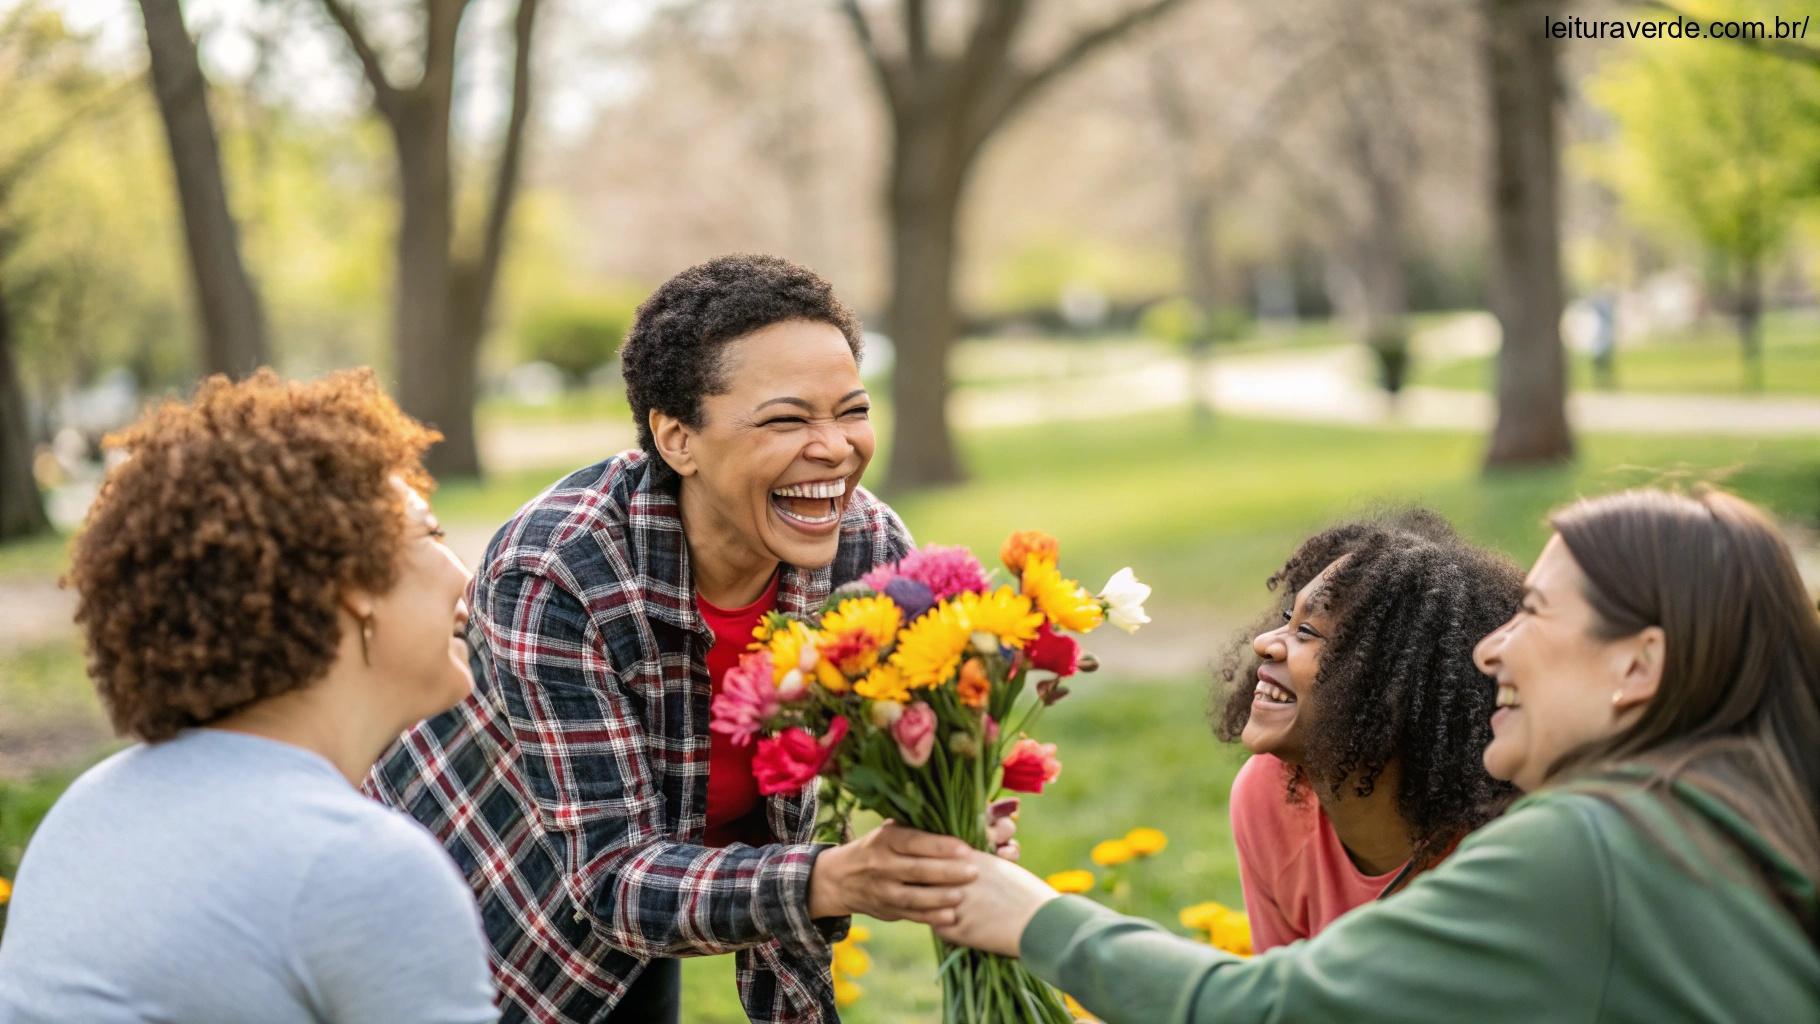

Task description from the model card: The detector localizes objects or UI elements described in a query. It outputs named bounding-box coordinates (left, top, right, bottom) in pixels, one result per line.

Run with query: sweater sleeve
left=1022, top=793, right=1615, bottom=1024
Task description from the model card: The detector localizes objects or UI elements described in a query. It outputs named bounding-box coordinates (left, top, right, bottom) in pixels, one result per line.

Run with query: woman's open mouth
left=1490, top=682, right=1520, bottom=730
left=771, top=478, right=846, bottom=531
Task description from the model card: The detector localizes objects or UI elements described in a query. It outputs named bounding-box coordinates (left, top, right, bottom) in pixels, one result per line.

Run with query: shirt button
left=573, top=910, right=586, bottom=923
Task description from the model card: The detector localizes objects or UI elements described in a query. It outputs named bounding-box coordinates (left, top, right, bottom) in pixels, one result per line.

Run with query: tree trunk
left=1180, top=187, right=1219, bottom=427
left=1736, top=254, right=1764, bottom=392
left=0, top=280, right=52, bottom=540
left=387, top=98, right=479, bottom=478
left=882, top=120, right=967, bottom=491
left=137, top=0, right=270, bottom=377
left=1482, top=0, right=1574, bottom=469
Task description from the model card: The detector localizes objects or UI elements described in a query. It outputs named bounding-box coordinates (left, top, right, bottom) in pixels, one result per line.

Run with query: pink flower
left=710, top=649, right=779, bottom=747
left=892, top=701, right=938, bottom=767
left=754, top=716, right=850, bottom=796
left=1001, top=738, right=1062, bottom=794
left=862, top=545, right=989, bottom=602
left=1026, top=622, right=1081, bottom=678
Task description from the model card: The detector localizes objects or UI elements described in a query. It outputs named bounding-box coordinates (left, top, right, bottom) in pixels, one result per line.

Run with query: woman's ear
left=1611, top=625, right=1665, bottom=714
left=650, top=409, right=698, bottom=478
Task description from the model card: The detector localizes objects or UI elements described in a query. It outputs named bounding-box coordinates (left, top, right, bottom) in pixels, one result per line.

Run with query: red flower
left=754, top=716, right=850, bottom=796
left=1001, top=737, right=1062, bottom=794
left=1026, top=622, right=1081, bottom=678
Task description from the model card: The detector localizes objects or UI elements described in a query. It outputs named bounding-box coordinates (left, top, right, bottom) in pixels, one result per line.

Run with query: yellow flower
left=855, top=663, right=910, bottom=703
left=1022, top=556, right=1104, bottom=633
left=951, top=586, right=1044, bottom=649
left=834, top=977, right=863, bottom=1008
left=1124, top=827, right=1168, bottom=857
left=0, top=875, right=10, bottom=905
left=889, top=601, right=971, bottom=688
left=831, top=926, right=873, bottom=1007
left=1046, top=869, right=1096, bottom=894
left=1178, top=901, right=1253, bottom=957
left=1089, top=839, right=1136, bottom=867
left=1063, top=992, right=1099, bottom=1022
left=764, top=619, right=818, bottom=684
left=820, top=595, right=903, bottom=650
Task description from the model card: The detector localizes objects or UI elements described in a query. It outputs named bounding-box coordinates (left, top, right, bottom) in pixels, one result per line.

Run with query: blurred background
left=3, top=0, right=1819, bottom=1017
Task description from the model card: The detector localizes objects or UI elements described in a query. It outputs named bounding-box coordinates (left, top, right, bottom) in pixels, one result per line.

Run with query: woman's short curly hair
left=66, top=368, right=440, bottom=742
left=1214, top=509, right=1524, bottom=864
left=620, top=253, right=863, bottom=460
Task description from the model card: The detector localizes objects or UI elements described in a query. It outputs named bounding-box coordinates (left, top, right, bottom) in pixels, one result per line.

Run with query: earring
left=1610, top=690, right=1624, bottom=707
left=358, top=615, right=375, bottom=667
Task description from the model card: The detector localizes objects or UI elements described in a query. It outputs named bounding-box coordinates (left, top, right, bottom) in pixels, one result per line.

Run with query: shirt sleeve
left=1228, top=756, right=1302, bottom=951
left=292, top=814, right=498, bottom=1024
left=1022, top=794, right=1614, bottom=1024
left=482, top=566, right=836, bottom=962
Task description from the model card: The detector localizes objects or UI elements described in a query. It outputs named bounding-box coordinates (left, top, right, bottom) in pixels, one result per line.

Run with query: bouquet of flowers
left=711, top=531, right=1150, bottom=1023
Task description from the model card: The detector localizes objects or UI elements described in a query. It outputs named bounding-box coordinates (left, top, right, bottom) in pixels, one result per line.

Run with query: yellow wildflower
left=1124, top=827, right=1168, bottom=857
left=831, top=926, right=872, bottom=1007
left=1089, top=839, right=1136, bottom=867
left=1063, top=992, right=1099, bottom=1022
left=951, top=585, right=1044, bottom=649
left=0, top=875, right=10, bottom=905
left=1179, top=901, right=1253, bottom=957
left=855, top=663, right=911, bottom=703
left=1022, top=556, right=1104, bottom=633
left=1046, top=869, right=1096, bottom=894
left=889, top=601, right=971, bottom=688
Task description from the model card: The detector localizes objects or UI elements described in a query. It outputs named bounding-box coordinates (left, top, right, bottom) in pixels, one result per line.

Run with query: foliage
left=514, top=288, right=642, bottom=384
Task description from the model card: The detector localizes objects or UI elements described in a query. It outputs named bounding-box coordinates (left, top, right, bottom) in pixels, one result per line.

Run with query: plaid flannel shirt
left=365, top=450, right=912, bottom=1023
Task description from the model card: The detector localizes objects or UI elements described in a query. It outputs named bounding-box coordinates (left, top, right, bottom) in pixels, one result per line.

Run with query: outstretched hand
left=930, top=848, right=1060, bottom=958
left=808, top=822, right=979, bottom=927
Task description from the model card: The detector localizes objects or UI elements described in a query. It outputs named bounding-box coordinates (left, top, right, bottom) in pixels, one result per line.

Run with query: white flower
left=1098, top=568, right=1152, bottom=634
left=970, top=631, right=999, bottom=656
left=868, top=700, right=905, bottom=729
left=777, top=669, right=807, bottom=701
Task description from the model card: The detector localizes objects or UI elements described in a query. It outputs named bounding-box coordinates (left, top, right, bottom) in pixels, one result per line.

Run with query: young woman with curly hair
left=1214, top=510, right=1523, bottom=949
left=0, top=369, right=496, bottom=1022
left=934, top=487, right=1820, bottom=1023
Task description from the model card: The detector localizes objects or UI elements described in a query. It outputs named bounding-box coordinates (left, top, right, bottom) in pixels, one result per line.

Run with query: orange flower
left=957, top=657, right=991, bottom=708
left=1000, top=530, right=1059, bottom=575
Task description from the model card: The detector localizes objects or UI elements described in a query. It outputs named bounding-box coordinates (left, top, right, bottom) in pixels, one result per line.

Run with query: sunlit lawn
left=1410, top=312, right=1820, bottom=397
left=3, top=407, right=1817, bottom=1013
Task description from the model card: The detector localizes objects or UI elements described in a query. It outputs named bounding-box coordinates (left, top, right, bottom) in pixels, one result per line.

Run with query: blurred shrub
left=516, top=291, right=642, bottom=385
left=1138, top=297, right=1249, bottom=348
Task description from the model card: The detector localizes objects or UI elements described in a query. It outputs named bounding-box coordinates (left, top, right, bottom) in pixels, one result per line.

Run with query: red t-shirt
left=697, top=573, right=780, bottom=847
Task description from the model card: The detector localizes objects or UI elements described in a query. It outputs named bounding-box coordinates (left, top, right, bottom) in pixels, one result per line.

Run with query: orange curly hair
left=66, top=369, right=441, bottom=742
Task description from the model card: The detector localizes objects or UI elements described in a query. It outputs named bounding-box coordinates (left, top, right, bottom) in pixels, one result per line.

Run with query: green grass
left=1411, top=312, right=1820, bottom=396
left=477, top=388, right=630, bottom=426
left=0, top=532, right=70, bottom=577
left=2, top=408, right=1817, bottom=1010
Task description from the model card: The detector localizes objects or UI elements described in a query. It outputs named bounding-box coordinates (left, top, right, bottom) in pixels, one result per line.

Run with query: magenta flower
left=892, top=701, right=938, bottom=767
left=862, top=545, right=990, bottom=602
left=710, top=649, right=779, bottom=747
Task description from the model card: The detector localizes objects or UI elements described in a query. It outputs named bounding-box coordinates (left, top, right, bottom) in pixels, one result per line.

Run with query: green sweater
left=1023, top=783, right=1819, bottom=1023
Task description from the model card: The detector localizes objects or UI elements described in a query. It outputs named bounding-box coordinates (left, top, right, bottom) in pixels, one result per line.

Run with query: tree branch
left=978, top=0, right=1185, bottom=144
left=464, top=0, right=539, bottom=311
left=1624, top=0, right=1820, bottom=67
left=840, top=0, right=899, bottom=106
left=316, top=0, right=401, bottom=119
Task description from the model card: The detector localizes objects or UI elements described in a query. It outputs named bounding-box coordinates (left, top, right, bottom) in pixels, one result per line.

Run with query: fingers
left=870, top=881, right=965, bottom=916
left=880, top=853, right=979, bottom=887
left=881, top=824, right=973, bottom=860
left=986, top=815, right=1017, bottom=849
left=994, top=839, right=1021, bottom=863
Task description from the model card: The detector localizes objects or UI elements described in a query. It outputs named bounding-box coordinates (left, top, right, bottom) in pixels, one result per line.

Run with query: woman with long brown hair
left=933, top=487, right=1820, bottom=1022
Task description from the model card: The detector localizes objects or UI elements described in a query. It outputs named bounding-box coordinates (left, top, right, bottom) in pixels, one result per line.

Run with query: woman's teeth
left=1496, top=684, right=1520, bottom=709
left=1257, top=681, right=1296, bottom=704
left=774, top=500, right=841, bottom=526
left=773, top=480, right=847, bottom=499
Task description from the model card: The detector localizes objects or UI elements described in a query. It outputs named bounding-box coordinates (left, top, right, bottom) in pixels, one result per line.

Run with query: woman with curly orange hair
left=0, top=369, right=498, bottom=1023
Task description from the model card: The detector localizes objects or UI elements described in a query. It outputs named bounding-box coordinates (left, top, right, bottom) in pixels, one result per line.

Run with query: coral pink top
left=1228, top=753, right=1405, bottom=951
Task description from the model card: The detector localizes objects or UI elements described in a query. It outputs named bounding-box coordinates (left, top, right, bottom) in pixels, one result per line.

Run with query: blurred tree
left=1592, top=16, right=1820, bottom=390
left=516, top=290, right=640, bottom=386
left=315, top=0, right=542, bottom=478
left=136, top=0, right=270, bottom=377
left=841, top=0, right=1186, bottom=490
left=1482, top=0, right=1574, bottom=468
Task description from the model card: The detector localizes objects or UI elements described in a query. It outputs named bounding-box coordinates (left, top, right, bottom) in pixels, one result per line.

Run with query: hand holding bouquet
left=711, top=532, right=1149, bottom=1022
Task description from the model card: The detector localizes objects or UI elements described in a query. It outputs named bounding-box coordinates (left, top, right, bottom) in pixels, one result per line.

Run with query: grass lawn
left=1410, top=312, right=1820, bottom=397
left=3, top=408, right=1817, bottom=1014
